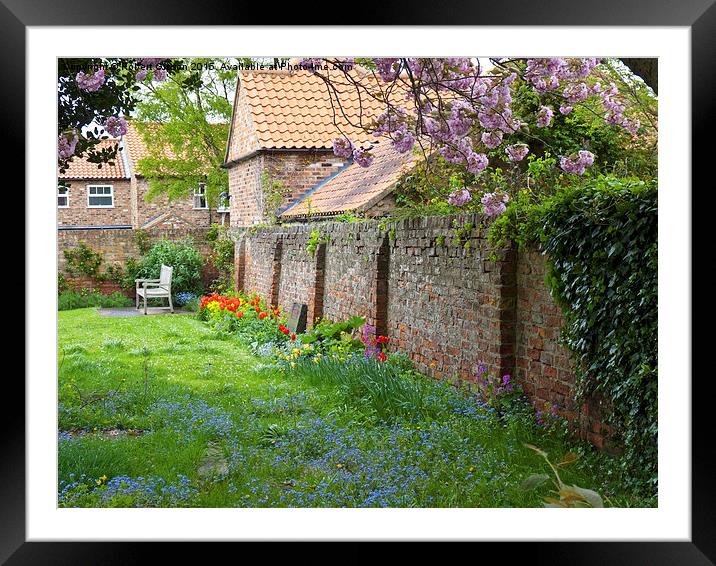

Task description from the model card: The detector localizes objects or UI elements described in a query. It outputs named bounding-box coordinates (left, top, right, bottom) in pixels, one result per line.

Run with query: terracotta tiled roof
left=122, top=122, right=150, bottom=173
left=280, top=141, right=416, bottom=218
left=58, top=138, right=127, bottom=179
left=237, top=69, right=390, bottom=153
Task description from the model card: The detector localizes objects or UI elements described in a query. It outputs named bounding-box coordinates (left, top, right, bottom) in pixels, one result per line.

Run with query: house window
left=87, top=185, right=114, bottom=208
left=57, top=186, right=69, bottom=208
left=217, top=191, right=230, bottom=212
left=193, top=183, right=208, bottom=209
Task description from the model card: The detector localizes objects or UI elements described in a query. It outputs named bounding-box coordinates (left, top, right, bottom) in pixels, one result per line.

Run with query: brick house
left=224, top=69, right=415, bottom=227
left=58, top=122, right=230, bottom=232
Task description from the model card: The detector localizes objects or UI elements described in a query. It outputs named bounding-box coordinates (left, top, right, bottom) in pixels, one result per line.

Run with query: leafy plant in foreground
left=521, top=444, right=604, bottom=508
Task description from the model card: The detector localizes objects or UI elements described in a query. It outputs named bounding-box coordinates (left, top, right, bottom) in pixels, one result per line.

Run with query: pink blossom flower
left=536, top=106, right=553, bottom=128
left=448, top=189, right=472, bottom=206
left=505, top=144, right=529, bottom=162
left=352, top=147, right=374, bottom=167
left=103, top=116, right=128, bottom=137
left=481, top=192, right=509, bottom=216
left=58, top=131, right=79, bottom=160
left=481, top=130, right=503, bottom=149
left=466, top=152, right=488, bottom=174
left=332, top=137, right=354, bottom=159
left=76, top=69, right=105, bottom=92
left=559, top=150, right=595, bottom=175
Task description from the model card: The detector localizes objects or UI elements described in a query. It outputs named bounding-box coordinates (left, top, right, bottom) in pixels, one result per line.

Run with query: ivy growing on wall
left=491, top=175, right=658, bottom=496
left=63, top=242, right=105, bottom=280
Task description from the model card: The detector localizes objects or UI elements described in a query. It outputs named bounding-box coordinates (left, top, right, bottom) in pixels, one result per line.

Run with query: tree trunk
left=620, top=58, right=658, bottom=94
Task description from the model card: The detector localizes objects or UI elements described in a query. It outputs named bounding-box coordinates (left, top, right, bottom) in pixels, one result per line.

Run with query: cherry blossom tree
left=300, top=57, right=657, bottom=214
left=57, top=58, right=173, bottom=174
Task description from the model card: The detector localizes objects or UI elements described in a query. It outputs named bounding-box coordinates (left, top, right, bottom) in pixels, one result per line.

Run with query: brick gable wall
left=228, top=151, right=348, bottom=227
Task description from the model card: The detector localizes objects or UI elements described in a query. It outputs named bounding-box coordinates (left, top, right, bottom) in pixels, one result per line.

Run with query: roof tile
left=237, top=69, right=393, bottom=152
left=281, top=141, right=416, bottom=217
left=58, top=139, right=126, bottom=179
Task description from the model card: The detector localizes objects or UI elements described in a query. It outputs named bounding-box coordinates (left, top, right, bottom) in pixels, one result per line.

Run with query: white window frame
left=193, top=183, right=208, bottom=210
left=87, top=184, right=114, bottom=208
left=217, top=192, right=230, bottom=213
left=57, top=185, right=69, bottom=208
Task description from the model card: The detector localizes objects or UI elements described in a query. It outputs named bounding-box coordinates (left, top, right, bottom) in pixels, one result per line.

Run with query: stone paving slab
left=97, top=307, right=192, bottom=317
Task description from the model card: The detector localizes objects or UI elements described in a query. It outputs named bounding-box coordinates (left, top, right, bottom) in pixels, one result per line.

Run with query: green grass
left=58, top=290, right=134, bottom=310
left=58, top=308, right=654, bottom=508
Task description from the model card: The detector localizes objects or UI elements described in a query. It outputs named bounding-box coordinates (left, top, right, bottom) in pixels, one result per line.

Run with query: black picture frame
left=9, top=0, right=710, bottom=561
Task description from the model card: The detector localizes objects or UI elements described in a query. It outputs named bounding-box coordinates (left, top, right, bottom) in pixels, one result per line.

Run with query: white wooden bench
left=136, top=264, right=174, bottom=315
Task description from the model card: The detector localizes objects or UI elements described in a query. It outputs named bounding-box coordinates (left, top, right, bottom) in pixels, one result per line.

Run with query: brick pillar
left=374, top=234, right=390, bottom=337
left=308, top=242, right=326, bottom=326
left=234, top=233, right=246, bottom=293
left=496, top=245, right=517, bottom=380
left=269, top=237, right=283, bottom=308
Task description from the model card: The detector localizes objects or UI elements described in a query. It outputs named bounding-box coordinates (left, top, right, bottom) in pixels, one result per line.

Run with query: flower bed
left=197, top=292, right=391, bottom=365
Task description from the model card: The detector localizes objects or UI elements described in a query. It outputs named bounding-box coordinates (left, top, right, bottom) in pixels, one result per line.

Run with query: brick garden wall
left=234, top=214, right=608, bottom=447
left=58, top=227, right=216, bottom=296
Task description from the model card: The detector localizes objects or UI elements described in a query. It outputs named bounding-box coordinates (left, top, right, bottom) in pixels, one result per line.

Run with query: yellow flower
left=468, top=466, right=475, bottom=473
left=292, top=348, right=300, bottom=355
left=313, top=357, right=319, bottom=363
left=290, top=362, right=296, bottom=368
left=336, top=463, right=343, bottom=469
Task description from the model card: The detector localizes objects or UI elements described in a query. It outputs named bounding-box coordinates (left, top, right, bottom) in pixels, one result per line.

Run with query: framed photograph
left=9, top=0, right=709, bottom=561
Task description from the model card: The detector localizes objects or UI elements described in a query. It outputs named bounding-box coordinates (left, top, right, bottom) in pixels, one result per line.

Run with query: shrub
left=58, top=272, right=69, bottom=294
left=206, top=224, right=235, bottom=293
left=127, top=239, right=204, bottom=298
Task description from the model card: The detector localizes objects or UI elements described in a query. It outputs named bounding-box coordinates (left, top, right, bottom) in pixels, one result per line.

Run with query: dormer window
left=193, top=183, right=208, bottom=209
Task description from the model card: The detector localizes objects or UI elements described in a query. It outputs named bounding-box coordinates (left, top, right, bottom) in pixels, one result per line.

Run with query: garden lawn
left=58, top=308, right=649, bottom=508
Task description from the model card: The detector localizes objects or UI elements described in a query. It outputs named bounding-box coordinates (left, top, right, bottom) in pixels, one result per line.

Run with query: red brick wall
left=227, top=151, right=348, bottom=228
left=228, top=156, right=265, bottom=228
left=58, top=227, right=216, bottom=295
left=516, top=248, right=609, bottom=447
left=233, top=215, right=610, bottom=448
left=386, top=215, right=516, bottom=383
left=134, top=178, right=224, bottom=228
left=263, top=151, right=346, bottom=207
left=58, top=179, right=133, bottom=227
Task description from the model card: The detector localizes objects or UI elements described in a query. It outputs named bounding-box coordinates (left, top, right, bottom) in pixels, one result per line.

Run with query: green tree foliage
left=132, top=59, right=241, bottom=207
